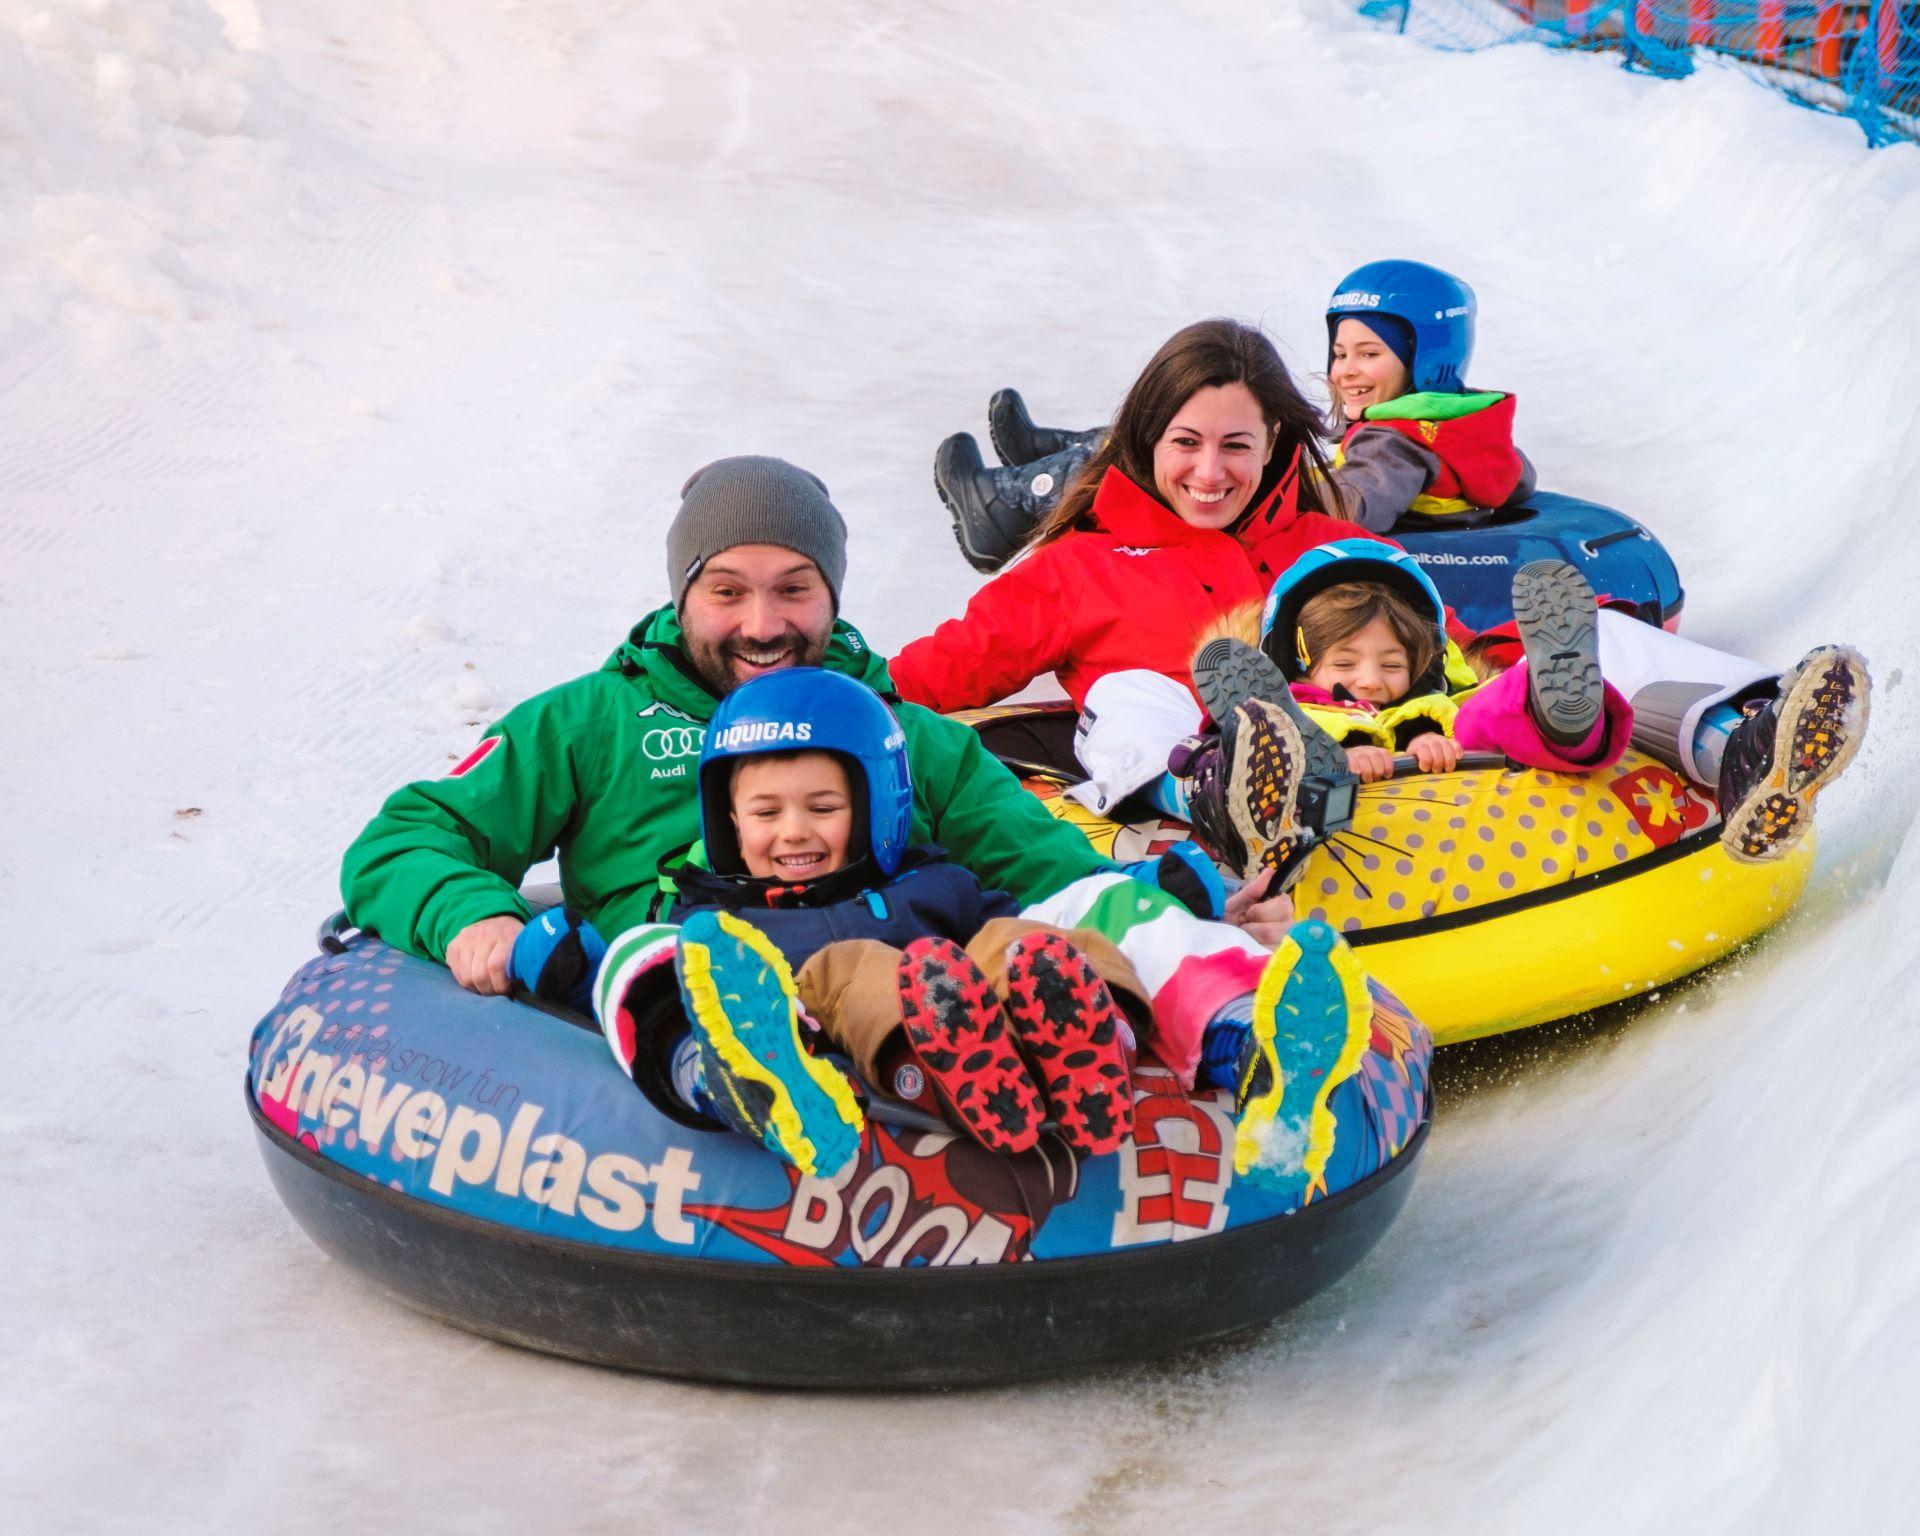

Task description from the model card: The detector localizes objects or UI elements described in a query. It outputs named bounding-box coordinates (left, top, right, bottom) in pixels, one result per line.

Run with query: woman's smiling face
left=1150, top=382, right=1276, bottom=530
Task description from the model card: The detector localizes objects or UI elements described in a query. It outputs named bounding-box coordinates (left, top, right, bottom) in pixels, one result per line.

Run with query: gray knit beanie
left=668, top=455, right=849, bottom=609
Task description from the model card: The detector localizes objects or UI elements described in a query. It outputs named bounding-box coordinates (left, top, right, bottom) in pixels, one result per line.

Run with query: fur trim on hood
left=1192, top=601, right=1264, bottom=668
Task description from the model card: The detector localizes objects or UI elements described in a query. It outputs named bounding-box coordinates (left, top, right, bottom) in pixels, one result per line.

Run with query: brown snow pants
left=793, top=918, right=1150, bottom=1082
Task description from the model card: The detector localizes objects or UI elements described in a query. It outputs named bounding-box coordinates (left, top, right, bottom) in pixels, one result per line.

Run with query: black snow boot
left=935, top=432, right=1079, bottom=574
left=987, top=387, right=1107, bottom=467
left=1718, top=645, right=1870, bottom=864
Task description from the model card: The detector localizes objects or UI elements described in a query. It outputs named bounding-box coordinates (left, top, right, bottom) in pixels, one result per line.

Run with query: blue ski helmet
left=698, top=667, right=914, bottom=877
left=1327, top=260, right=1477, bottom=394
left=1260, top=539, right=1451, bottom=694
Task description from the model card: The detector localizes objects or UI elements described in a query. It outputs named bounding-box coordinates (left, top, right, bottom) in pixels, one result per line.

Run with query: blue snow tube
left=247, top=920, right=1433, bottom=1387
left=1392, top=489, right=1684, bottom=635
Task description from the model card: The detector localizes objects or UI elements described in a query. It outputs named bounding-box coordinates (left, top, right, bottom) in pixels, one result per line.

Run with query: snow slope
left=3, top=2, right=1917, bottom=1530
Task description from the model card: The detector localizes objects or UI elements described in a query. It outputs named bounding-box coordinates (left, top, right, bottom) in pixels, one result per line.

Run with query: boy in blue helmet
left=665, top=666, right=1146, bottom=1175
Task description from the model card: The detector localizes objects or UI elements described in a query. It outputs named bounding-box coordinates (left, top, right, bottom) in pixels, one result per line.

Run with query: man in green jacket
left=342, top=456, right=1148, bottom=995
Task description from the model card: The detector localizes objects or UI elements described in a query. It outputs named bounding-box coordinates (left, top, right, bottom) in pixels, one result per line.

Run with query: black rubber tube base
left=252, top=1086, right=1427, bottom=1389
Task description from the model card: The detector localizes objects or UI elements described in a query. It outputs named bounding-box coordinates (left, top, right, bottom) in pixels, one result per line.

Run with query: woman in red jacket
left=890, top=318, right=1379, bottom=716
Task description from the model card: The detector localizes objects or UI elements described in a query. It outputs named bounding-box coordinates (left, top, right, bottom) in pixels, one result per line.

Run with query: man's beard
left=684, top=626, right=831, bottom=695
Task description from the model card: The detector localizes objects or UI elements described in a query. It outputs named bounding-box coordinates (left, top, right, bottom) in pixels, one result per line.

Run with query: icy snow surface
left=4, top=1, right=1918, bottom=1530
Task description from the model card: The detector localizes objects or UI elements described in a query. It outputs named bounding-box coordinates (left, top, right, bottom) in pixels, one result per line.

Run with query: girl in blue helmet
left=561, top=667, right=1410, bottom=1196
left=1320, top=258, right=1535, bottom=532
left=1252, top=544, right=1632, bottom=782
left=1072, top=548, right=1632, bottom=885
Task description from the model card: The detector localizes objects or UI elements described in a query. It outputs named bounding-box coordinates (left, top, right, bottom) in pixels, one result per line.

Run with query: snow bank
left=0, top=0, right=275, bottom=339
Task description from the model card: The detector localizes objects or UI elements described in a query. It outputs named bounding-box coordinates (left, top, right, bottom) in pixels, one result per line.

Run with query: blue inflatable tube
left=1393, top=490, right=1684, bottom=635
left=248, top=927, right=1434, bottom=1386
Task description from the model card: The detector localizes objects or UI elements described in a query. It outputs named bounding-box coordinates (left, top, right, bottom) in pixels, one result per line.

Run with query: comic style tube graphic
left=247, top=928, right=1432, bottom=1387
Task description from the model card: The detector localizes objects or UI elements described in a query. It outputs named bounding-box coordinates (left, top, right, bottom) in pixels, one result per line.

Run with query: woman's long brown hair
left=1029, top=318, right=1343, bottom=547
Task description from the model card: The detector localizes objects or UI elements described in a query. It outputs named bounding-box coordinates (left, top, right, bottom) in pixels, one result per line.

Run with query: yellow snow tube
left=1017, top=745, right=1811, bottom=1046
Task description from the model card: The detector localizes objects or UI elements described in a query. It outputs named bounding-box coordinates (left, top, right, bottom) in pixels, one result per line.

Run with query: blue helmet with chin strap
left=1260, top=539, right=1451, bottom=695
left=1327, top=260, right=1477, bottom=395
left=697, top=668, right=914, bottom=878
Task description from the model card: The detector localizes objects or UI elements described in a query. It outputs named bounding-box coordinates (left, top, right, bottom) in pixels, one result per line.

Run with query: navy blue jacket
left=668, top=846, right=1020, bottom=973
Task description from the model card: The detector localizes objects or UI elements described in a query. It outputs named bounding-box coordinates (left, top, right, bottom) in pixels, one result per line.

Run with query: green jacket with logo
left=339, top=606, right=1113, bottom=960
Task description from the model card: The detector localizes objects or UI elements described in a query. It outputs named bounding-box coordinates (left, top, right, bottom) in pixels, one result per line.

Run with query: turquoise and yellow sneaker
left=1233, top=920, right=1373, bottom=1197
left=674, top=910, right=864, bottom=1179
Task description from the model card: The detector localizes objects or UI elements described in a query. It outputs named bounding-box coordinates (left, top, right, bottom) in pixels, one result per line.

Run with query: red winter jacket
left=891, top=461, right=1389, bottom=713
left=1338, top=391, right=1528, bottom=522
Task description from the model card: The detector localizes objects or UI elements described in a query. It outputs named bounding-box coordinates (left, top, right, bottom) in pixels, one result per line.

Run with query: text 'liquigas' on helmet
left=696, top=668, right=914, bottom=878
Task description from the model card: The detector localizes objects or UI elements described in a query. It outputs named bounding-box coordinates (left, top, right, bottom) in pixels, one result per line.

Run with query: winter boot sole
left=1722, top=645, right=1870, bottom=864
left=675, top=910, right=864, bottom=1179
left=1002, top=932, right=1135, bottom=1158
left=1191, top=637, right=1351, bottom=782
left=897, top=939, right=1044, bottom=1155
left=1233, top=920, right=1373, bottom=1188
left=1512, top=560, right=1604, bottom=748
left=1219, top=698, right=1316, bottom=886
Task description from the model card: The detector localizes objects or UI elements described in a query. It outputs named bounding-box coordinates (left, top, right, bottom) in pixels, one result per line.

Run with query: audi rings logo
left=643, top=724, right=705, bottom=760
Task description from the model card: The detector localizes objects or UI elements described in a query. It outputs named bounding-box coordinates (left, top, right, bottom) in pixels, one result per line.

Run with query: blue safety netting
left=1357, top=2, right=1920, bottom=145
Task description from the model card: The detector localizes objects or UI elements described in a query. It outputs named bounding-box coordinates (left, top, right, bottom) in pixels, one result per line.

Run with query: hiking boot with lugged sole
left=1233, top=920, right=1373, bottom=1194
left=1512, top=559, right=1604, bottom=749
left=675, top=910, right=865, bottom=1178
left=1001, top=932, right=1134, bottom=1157
left=986, top=387, right=1105, bottom=467
left=1720, top=644, right=1870, bottom=864
left=1212, top=698, right=1318, bottom=886
left=897, top=938, right=1045, bottom=1154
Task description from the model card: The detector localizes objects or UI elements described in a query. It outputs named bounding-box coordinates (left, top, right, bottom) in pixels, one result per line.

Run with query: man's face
left=680, top=544, right=834, bottom=694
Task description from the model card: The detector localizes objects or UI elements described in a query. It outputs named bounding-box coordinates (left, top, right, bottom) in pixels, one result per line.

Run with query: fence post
left=1623, top=1, right=1649, bottom=68
left=1860, top=0, right=1899, bottom=146
left=1688, top=1, right=1713, bottom=47
left=1566, top=0, right=1587, bottom=39
left=1756, top=0, right=1784, bottom=62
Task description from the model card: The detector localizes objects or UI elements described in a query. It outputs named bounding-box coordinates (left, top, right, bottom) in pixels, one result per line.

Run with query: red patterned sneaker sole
left=897, top=939, right=1044, bottom=1154
left=1002, top=933, right=1134, bottom=1157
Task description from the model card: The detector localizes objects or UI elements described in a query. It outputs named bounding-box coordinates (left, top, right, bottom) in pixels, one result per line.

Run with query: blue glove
left=510, top=908, right=608, bottom=1013
left=1120, top=840, right=1227, bottom=921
